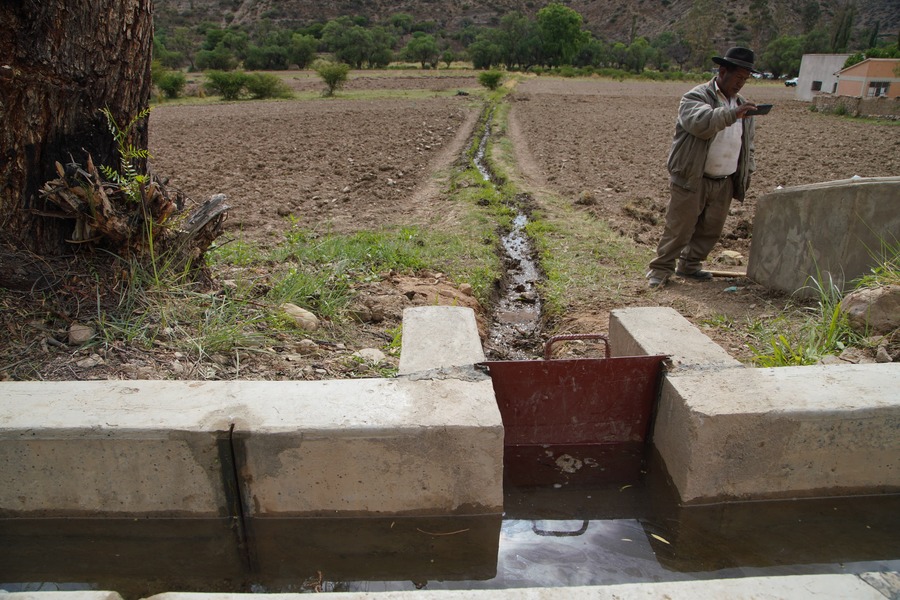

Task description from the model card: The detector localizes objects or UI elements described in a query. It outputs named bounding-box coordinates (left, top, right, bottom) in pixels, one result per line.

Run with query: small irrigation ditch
left=472, top=105, right=545, bottom=361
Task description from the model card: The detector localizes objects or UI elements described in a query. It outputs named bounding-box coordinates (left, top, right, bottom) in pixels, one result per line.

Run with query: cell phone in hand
left=745, top=104, right=773, bottom=116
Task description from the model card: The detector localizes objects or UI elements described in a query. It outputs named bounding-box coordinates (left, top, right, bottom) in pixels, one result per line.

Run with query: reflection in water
left=3, top=469, right=898, bottom=597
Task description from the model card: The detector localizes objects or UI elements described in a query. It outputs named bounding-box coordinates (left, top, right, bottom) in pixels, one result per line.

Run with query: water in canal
left=3, top=456, right=898, bottom=597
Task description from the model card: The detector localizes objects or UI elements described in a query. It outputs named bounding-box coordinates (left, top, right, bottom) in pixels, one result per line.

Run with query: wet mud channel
left=476, top=110, right=544, bottom=361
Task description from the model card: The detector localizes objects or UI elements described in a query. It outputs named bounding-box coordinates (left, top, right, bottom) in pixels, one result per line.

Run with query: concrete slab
left=861, top=571, right=900, bottom=599
left=141, top=573, right=890, bottom=598
left=609, top=307, right=742, bottom=371
left=654, top=363, right=900, bottom=503
left=748, top=176, right=900, bottom=297
left=0, top=381, right=231, bottom=518
left=236, top=376, right=503, bottom=516
left=0, top=377, right=504, bottom=518
left=399, top=306, right=486, bottom=374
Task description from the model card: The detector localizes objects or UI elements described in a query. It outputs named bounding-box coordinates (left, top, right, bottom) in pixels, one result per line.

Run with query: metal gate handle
left=532, top=519, right=590, bottom=537
left=544, top=334, right=610, bottom=360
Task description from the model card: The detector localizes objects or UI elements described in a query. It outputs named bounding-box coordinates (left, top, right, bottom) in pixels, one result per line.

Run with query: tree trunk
left=0, top=0, right=153, bottom=255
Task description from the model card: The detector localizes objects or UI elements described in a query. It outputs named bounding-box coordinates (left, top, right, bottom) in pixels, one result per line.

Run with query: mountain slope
left=155, top=0, right=897, bottom=49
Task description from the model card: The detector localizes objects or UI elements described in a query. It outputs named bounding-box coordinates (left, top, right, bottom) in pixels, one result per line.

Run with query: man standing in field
left=647, top=47, right=759, bottom=288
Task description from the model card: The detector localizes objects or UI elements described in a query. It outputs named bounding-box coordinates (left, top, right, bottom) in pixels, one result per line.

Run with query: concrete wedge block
left=654, top=363, right=900, bottom=503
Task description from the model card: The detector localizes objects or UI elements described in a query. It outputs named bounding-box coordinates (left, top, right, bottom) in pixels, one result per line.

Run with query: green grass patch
left=748, top=272, right=859, bottom=367
left=525, top=207, right=649, bottom=319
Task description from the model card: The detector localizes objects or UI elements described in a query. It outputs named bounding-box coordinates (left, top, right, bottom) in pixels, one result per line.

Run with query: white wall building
left=795, top=54, right=852, bottom=101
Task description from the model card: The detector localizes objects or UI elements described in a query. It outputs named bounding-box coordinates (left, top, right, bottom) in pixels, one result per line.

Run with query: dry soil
left=3, top=72, right=897, bottom=380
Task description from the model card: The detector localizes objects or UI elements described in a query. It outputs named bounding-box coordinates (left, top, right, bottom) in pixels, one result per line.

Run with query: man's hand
left=736, top=103, right=758, bottom=119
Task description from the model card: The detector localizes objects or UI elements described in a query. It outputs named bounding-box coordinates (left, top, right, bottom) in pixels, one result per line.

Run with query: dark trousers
left=648, top=177, right=733, bottom=278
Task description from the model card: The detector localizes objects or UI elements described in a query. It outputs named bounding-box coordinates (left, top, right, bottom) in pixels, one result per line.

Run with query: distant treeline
left=154, top=2, right=899, bottom=78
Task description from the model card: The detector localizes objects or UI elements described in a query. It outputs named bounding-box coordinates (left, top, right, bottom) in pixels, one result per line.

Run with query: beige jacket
left=666, top=78, right=756, bottom=201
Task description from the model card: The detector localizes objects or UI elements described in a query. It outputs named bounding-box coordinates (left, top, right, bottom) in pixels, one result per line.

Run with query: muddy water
left=3, top=463, right=898, bottom=597
left=476, top=112, right=544, bottom=361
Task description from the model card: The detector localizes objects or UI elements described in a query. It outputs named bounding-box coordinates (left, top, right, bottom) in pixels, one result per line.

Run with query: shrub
left=245, top=73, right=292, bottom=99
left=156, top=70, right=187, bottom=99
left=196, top=46, right=239, bottom=71
left=477, top=70, right=503, bottom=91
left=314, top=61, right=350, bottom=96
left=205, top=70, right=250, bottom=101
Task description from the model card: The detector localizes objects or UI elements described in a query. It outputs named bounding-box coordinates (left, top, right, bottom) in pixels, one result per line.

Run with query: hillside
left=155, top=0, right=898, bottom=48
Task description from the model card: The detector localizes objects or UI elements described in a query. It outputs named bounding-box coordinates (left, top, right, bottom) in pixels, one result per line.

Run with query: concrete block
left=860, top=571, right=900, bottom=599
left=0, top=381, right=232, bottom=518
left=609, top=307, right=742, bottom=371
left=0, top=377, right=504, bottom=518
left=235, top=376, right=504, bottom=517
left=654, top=363, right=900, bottom=503
left=399, top=306, right=485, bottom=374
left=748, top=176, right=900, bottom=297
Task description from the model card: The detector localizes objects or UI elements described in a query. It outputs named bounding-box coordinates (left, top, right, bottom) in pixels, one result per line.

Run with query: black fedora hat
left=712, top=47, right=759, bottom=73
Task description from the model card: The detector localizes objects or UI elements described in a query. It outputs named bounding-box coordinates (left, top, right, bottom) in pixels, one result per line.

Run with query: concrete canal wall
left=1, top=305, right=898, bottom=514
left=610, top=306, right=900, bottom=504
left=747, top=176, right=900, bottom=298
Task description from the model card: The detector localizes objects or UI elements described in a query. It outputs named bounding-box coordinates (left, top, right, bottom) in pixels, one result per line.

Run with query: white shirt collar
left=714, top=79, right=737, bottom=107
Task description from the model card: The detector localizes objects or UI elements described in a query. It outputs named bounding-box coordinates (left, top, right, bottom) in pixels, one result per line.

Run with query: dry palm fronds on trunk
left=38, top=154, right=229, bottom=270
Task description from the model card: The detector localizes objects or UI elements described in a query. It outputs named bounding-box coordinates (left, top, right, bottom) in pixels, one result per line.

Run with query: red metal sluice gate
left=478, top=334, right=669, bottom=487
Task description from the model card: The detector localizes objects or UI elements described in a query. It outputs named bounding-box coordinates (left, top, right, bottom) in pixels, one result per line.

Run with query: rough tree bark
left=0, top=0, right=154, bottom=254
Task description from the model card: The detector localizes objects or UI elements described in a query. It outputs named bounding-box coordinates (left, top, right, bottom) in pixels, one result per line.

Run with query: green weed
left=749, top=272, right=857, bottom=367
left=856, top=236, right=900, bottom=288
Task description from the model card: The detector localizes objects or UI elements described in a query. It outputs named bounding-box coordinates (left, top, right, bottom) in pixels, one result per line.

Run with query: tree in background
left=322, top=18, right=370, bottom=68
left=148, top=0, right=890, bottom=80
left=404, top=32, right=440, bottom=68
left=390, top=13, right=414, bottom=34
left=497, top=12, right=542, bottom=71
left=314, top=61, right=350, bottom=96
left=196, top=45, right=239, bottom=71
left=289, top=33, right=319, bottom=69
left=830, top=2, right=857, bottom=52
left=195, top=27, right=248, bottom=71
left=154, top=35, right=184, bottom=69
left=468, top=32, right=503, bottom=69
left=368, top=27, right=396, bottom=68
left=169, top=27, right=199, bottom=71
left=682, top=0, right=721, bottom=69
left=574, top=36, right=609, bottom=68
left=243, top=44, right=289, bottom=70
left=654, top=30, right=692, bottom=71
left=800, top=0, right=822, bottom=34
left=762, top=35, right=803, bottom=78
left=864, top=20, right=881, bottom=50
left=537, top=3, right=588, bottom=67
left=748, top=0, right=778, bottom=51
left=442, top=49, right=456, bottom=68
left=322, top=17, right=395, bottom=69
left=802, top=29, right=831, bottom=54
left=625, top=37, right=651, bottom=73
